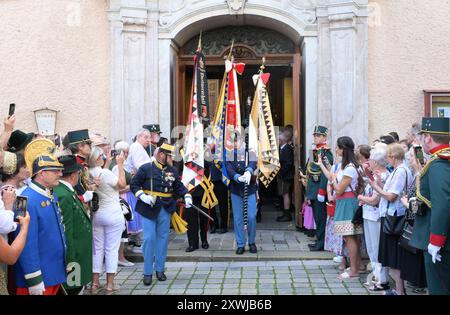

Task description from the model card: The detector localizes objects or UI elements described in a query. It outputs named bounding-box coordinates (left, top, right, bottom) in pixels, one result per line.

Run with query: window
left=424, top=90, right=450, bottom=118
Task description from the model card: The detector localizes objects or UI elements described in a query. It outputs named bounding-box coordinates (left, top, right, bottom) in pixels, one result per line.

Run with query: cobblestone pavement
left=86, top=260, right=382, bottom=295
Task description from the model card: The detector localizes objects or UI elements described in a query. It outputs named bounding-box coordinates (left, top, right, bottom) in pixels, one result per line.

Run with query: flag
left=249, top=70, right=280, bottom=187
left=181, top=46, right=209, bottom=191
left=211, top=58, right=245, bottom=186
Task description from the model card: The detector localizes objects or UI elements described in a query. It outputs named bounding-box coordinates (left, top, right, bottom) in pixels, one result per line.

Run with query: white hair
left=370, top=143, right=388, bottom=166
left=135, top=128, right=150, bottom=140
left=87, top=146, right=103, bottom=168
left=115, top=140, right=130, bottom=151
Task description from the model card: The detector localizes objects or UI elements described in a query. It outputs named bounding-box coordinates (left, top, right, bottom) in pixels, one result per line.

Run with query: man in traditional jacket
left=66, top=129, right=95, bottom=204
left=130, top=143, right=193, bottom=285
left=14, top=154, right=66, bottom=295
left=410, top=117, right=450, bottom=295
left=54, top=155, right=92, bottom=295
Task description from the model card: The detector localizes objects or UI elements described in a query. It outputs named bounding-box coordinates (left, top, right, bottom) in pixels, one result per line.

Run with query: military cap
left=419, top=117, right=450, bottom=135
left=313, top=125, right=328, bottom=136
left=7, top=130, right=35, bottom=153
left=31, top=154, right=64, bottom=177
left=143, top=124, right=162, bottom=134
left=159, top=143, right=175, bottom=156
left=67, top=129, right=91, bottom=145
left=58, top=155, right=82, bottom=176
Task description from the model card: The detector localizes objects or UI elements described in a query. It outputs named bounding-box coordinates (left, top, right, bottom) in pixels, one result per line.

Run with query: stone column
left=317, top=1, right=369, bottom=148
left=302, top=36, right=319, bottom=155
left=108, top=2, right=159, bottom=144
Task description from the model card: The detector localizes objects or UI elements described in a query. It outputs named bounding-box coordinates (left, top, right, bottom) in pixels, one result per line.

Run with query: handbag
left=326, top=201, right=336, bottom=217
left=351, top=205, right=364, bottom=225
left=383, top=210, right=406, bottom=236
left=302, top=202, right=315, bottom=230
left=382, top=167, right=409, bottom=236
left=120, top=197, right=134, bottom=222
left=348, top=167, right=363, bottom=225
left=398, top=221, right=418, bottom=254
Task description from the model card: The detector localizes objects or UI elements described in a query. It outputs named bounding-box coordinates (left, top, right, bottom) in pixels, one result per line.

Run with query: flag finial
left=260, top=56, right=266, bottom=71
left=198, top=30, right=202, bottom=51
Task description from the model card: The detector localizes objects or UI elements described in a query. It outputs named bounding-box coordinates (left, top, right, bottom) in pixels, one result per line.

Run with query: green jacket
left=410, top=146, right=450, bottom=251
left=305, top=146, right=333, bottom=201
left=54, top=182, right=92, bottom=288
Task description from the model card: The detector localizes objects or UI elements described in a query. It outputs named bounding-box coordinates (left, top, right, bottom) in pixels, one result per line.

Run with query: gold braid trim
left=416, top=154, right=440, bottom=208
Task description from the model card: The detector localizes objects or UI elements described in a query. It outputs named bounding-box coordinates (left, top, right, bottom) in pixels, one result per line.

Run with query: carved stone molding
left=122, top=17, right=147, bottom=26
left=182, top=26, right=295, bottom=55
left=226, top=0, right=247, bottom=15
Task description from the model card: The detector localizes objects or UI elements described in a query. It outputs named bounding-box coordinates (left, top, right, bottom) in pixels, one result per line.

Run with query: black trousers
left=185, top=196, right=208, bottom=248
left=212, top=180, right=229, bottom=230
left=311, top=199, right=327, bottom=248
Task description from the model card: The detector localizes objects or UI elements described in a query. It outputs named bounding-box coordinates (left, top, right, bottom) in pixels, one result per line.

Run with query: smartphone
left=414, top=145, right=425, bottom=166
left=111, top=149, right=122, bottom=158
left=364, top=167, right=375, bottom=181
left=14, top=196, right=28, bottom=222
left=9, top=103, right=15, bottom=117
left=54, top=134, right=61, bottom=147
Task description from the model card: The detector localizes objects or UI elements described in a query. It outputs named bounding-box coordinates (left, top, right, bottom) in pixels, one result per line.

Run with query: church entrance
left=175, top=26, right=304, bottom=229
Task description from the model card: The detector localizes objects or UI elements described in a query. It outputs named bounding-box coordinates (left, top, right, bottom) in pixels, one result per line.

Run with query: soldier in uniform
left=14, top=153, right=66, bottom=295
left=66, top=129, right=97, bottom=204
left=226, top=135, right=258, bottom=255
left=130, top=143, right=193, bottom=285
left=410, top=117, right=450, bottom=295
left=143, top=124, right=162, bottom=157
left=302, top=125, right=334, bottom=252
left=54, top=155, right=92, bottom=295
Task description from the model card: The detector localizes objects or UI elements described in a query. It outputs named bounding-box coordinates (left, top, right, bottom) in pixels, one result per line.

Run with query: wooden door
left=292, top=50, right=303, bottom=227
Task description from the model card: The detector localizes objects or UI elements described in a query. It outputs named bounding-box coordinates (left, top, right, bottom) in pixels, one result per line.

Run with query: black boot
left=276, top=209, right=292, bottom=222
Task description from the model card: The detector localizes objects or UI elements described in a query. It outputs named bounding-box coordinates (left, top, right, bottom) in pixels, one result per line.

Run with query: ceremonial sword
left=186, top=203, right=215, bottom=222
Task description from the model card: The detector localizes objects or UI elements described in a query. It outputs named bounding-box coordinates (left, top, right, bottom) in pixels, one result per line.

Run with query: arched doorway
left=175, top=26, right=303, bottom=228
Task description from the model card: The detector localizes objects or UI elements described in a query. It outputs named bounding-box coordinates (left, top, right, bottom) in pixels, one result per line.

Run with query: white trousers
left=363, top=219, right=389, bottom=284
left=92, top=211, right=125, bottom=274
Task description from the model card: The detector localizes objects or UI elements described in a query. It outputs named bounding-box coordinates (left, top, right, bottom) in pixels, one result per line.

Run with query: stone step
left=126, top=250, right=334, bottom=263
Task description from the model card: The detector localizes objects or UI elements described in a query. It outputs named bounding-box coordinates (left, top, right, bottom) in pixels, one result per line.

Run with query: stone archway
left=107, top=0, right=369, bottom=169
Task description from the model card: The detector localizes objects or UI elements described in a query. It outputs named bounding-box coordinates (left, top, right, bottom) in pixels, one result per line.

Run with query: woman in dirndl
left=318, top=136, right=363, bottom=280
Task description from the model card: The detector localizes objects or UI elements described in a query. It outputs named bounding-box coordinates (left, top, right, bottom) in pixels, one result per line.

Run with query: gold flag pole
left=227, top=39, right=235, bottom=61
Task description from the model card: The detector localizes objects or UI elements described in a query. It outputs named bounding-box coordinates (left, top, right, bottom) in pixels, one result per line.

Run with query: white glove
left=428, top=243, right=442, bottom=263
left=238, top=171, right=252, bottom=185
left=184, top=195, right=193, bottom=208
left=82, top=191, right=94, bottom=203
left=317, top=194, right=325, bottom=203
left=140, top=194, right=156, bottom=206
left=28, top=282, right=45, bottom=295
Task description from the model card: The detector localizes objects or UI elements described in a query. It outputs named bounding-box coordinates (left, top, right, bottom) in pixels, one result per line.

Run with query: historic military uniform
left=130, top=143, right=192, bottom=285
left=410, top=117, right=450, bottom=295
left=66, top=129, right=92, bottom=200
left=226, top=146, right=258, bottom=254
left=54, top=155, right=92, bottom=294
left=14, top=153, right=67, bottom=295
left=143, top=124, right=162, bottom=157
left=305, top=125, right=334, bottom=251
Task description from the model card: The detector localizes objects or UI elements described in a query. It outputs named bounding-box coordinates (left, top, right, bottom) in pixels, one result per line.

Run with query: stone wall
left=0, top=0, right=110, bottom=138
left=368, top=0, right=450, bottom=141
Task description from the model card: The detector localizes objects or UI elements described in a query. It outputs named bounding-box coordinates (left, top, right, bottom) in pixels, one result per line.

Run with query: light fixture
left=33, top=108, right=59, bottom=136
